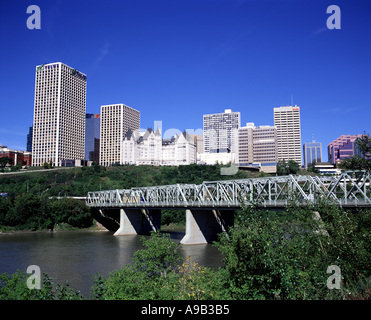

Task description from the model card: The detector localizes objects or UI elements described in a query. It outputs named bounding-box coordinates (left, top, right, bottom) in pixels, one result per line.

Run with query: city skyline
left=0, top=1, right=370, bottom=162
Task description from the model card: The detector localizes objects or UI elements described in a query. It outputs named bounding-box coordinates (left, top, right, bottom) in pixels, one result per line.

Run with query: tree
left=355, top=133, right=371, bottom=157
left=338, top=156, right=371, bottom=172
left=338, top=132, right=371, bottom=172
left=42, top=162, right=51, bottom=169
left=0, top=157, right=13, bottom=168
left=307, top=161, right=319, bottom=174
left=216, top=203, right=371, bottom=300
left=277, top=159, right=300, bottom=175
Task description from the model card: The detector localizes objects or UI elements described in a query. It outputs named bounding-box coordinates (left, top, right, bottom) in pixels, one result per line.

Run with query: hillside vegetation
left=0, top=164, right=258, bottom=198
left=0, top=164, right=258, bottom=231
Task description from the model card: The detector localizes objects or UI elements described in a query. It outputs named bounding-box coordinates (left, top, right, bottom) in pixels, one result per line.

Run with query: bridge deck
left=86, top=171, right=371, bottom=209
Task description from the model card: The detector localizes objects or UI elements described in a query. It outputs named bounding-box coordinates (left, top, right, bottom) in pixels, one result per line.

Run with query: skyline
left=0, top=0, right=370, bottom=162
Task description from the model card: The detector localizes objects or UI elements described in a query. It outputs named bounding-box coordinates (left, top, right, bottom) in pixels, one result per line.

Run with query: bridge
left=86, top=170, right=371, bottom=245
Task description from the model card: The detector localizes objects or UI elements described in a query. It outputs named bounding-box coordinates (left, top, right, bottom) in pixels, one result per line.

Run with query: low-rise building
left=122, top=128, right=196, bottom=166
left=0, top=145, right=32, bottom=166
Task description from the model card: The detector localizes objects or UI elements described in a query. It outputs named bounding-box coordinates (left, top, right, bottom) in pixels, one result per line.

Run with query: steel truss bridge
left=86, top=171, right=371, bottom=210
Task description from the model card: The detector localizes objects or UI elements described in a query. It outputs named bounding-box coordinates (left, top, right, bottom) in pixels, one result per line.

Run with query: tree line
left=0, top=195, right=92, bottom=232
left=0, top=164, right=256, bottom=231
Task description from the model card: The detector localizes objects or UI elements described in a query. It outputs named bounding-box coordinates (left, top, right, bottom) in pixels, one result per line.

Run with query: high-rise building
left=328, top=134, right=363, bottom=165
left=273, top=105, right=302, bottom=165
left=26, top=126, right=33, bottom=152
left=100, top=103, right=140, bottom=166
left=85, top=113, right=100, bottom=162
left=303, top=141, right=322, bottom=168
left=236, top=123, right=277, bottom=173
left=32, top=62, right=87, bottom=166
left=203, top=109, right=240, bottom=153
left=189, top=134, right=204, bottom=161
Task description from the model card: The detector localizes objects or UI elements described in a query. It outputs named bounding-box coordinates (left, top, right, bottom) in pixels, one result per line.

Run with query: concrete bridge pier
left=180, top=209, right=234, bottom=245
left=114, top=208, right=161, bottom=236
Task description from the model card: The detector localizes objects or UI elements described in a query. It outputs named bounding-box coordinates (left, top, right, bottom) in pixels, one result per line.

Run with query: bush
left=95, top=232, right=223, bottom=300
left=0, top=271, right=84, bottom=300
left=216, top=204, right=371, bottom=300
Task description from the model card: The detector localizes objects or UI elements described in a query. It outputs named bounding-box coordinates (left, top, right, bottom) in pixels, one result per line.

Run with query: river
left=0, top=231, right=224, bottom=298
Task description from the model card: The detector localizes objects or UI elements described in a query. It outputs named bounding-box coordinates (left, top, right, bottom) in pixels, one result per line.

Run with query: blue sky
left=0, top=0, right=370, bottom=162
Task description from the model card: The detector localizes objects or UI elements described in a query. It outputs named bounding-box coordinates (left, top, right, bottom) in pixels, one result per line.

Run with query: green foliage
left=277, top=159, right=300, bottom=176
left=133, top=232, right=183, bottom=276
left=1, top=164, right=370, bottom=300
left=99, top=232, right=224, bottom=300
left=338, top=156, right=371, bottom=172
left=355, top=132, right=371, bottom=156
left=102, top=232, right=182, bottom=299
left=50, top=197, right=92, bottom=229
left=0, top=195, right=92, bottom=231
left=0, top=164, right=258, bottom=229
left=0, top=156, right=13, bottom=168
left=1, top=205, right=370, bottom=300
left=338, top=132, right=371, bottom=172
left=0, top=271, right=84, bottom=300
left=216, top=204, right=371, bottom=300
left=161, top=209, right=185, bottom=225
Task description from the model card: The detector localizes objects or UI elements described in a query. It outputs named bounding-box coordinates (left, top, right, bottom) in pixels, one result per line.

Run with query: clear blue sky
left=0, top=0, right=370, bottom=162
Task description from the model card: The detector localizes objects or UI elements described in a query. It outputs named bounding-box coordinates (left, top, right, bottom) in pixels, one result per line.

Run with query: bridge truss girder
left=86, top=171, right=371, bottom=209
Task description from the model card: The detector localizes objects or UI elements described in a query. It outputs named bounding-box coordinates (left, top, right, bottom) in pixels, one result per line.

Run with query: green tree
left=50, top=197, right=92, bottom=229
left=355, top=133, right=371, bottom=156
left=338, top=132, right=371, bottom=172
left=277, top=159, right=300, bottom=175
left=0, top=271, right=84, bottom=300
left=0, top=156, right=13, bottom=168
left=216, top=203, right=370, bottom=300
left=102, top=232, right=183, bottom=299
left=338, top=156, right=371, bottom=172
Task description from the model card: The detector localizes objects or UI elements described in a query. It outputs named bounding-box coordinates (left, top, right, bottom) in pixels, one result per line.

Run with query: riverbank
left=0, top=221, right=185, bottom=236
left=0, top=221, right=106, bottom=235
left=160, top=222, right=185, bottom=233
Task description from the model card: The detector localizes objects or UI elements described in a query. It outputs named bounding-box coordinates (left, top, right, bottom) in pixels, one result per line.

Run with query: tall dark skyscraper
left=26, top=126, right=33, bottom=152
left=85, top=113, right=100, bottom=162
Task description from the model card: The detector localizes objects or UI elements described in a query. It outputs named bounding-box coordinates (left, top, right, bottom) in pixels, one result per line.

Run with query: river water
left=0, top=231, right=224, bottom=298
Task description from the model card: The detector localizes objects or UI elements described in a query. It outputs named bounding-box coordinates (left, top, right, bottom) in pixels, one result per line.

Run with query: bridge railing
left=86, top=171, right=371, bottom=208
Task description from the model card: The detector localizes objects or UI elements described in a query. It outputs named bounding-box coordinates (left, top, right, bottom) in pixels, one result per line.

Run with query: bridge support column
left=114, top=208, right=161, bottom=236
left=180, top=209, right=234, bottom=245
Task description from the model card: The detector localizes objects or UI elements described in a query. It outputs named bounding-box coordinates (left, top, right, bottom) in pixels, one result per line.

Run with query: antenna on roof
left=291, top=95, right=294, bottom=106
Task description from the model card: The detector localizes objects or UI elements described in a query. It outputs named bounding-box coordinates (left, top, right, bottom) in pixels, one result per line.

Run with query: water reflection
left=0, top=231, right=223, bottom=298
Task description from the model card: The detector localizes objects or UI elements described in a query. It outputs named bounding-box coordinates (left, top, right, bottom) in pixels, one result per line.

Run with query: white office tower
left=32, top=62, right=87, bottom=166
left=203, top=109, right=241, bottom=153
left=236, top=123, right=277, bottom=173
left=100, top=103, right=140, bottom=166
left=273, top=106, right=302, bottom=165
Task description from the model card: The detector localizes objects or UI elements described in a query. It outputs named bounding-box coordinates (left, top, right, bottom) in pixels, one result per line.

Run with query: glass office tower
left=85, top=113, right=100, bottom=162
left=303, top=141, right=322, bottom=168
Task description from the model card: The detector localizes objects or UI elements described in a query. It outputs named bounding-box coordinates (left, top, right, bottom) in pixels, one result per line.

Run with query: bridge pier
left=180, top=209, right=234, bottom=245
left=114, top=208, right=161, bottom=236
